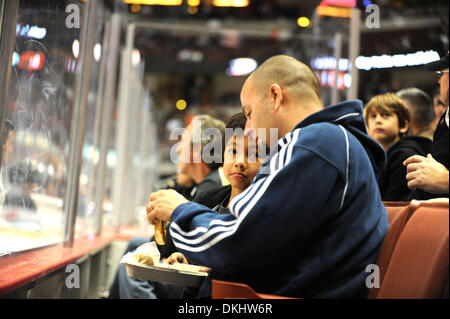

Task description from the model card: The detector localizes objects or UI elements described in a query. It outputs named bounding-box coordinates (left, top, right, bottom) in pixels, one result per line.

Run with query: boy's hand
left=167, top=252, right=211, bottom=273
left=167, top=252, right=189, bottom=265
left=403, top=154, right=449, bottom=194
left=198, top=266, right=211, bottom=273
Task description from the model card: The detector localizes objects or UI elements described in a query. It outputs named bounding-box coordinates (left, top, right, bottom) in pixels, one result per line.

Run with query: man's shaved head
left=248, top=55, right=323, bottom=108
left=241, top=55, right=324, bottom=147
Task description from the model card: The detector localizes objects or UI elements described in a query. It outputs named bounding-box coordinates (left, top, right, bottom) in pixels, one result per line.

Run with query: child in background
left=365, top=93, right=429, bottom=201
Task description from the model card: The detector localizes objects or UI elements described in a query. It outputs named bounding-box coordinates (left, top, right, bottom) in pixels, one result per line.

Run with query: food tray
left=121, top=253, right=208, bottom=287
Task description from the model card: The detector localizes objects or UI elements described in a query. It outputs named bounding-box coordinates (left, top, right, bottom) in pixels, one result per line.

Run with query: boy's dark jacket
left=378, top=136, right=432, bottom=201
left=169, top=100, right=389, bottom=298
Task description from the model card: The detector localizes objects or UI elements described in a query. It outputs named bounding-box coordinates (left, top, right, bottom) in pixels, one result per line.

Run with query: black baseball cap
left=425, top=52, right=449, bottom=71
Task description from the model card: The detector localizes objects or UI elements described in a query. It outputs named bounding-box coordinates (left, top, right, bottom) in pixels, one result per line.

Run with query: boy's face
left=223, top=134, right=262, bottom=191
left=366, top=108, right=407, bottom=150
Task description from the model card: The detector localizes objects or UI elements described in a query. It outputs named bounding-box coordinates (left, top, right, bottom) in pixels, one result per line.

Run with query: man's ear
left=399, top=120, right=410, bottom=135
left=268, top=83, right=283, bottom=111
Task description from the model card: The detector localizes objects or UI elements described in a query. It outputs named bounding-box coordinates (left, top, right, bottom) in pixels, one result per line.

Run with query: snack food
left=132, top=242, right=161, bottom=266
left=135, top=253, right=154, bottom=265
left=154, top=218, right=166, bottom=245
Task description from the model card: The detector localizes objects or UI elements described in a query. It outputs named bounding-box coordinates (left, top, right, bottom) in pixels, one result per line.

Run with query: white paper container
left=121, top=253, right=208, bottom=287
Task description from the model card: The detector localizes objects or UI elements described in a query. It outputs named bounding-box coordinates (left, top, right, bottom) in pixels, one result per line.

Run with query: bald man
left=147, top=55, right=388, bottom=298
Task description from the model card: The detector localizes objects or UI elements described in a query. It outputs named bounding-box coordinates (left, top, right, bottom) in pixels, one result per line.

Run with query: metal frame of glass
left=0, top=0, right=20, bottom=166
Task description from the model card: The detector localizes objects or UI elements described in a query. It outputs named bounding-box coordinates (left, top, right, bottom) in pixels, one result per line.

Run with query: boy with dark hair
left=192, top=112, right=252, bottom=209
left=160, top=112, right=263, bottom=297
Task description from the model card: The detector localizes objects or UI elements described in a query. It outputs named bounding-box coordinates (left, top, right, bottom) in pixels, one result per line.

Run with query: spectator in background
left=404, top=52, right=449, bottom=199
left=432, top=86, right=447, bottom=131
left=4, top=163, right=38, bottom=212
left=396, top=88, right=435, bottom=141
left=107, top=114, right=227, bottom=299
left=1, top=119, right=15, bottom=195
left=175, top=114, right=229, bottom=200
left=164, top=173, right=196, bottom=200
left=1, top=119, right=15, bottom=165
left=365, top=93, right=430, bottom=201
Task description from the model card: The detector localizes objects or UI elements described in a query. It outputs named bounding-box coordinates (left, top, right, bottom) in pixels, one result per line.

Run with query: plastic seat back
left=212, top=280, right=298, bottom=299
left=368, top=202, right=416, bottom=299
left=376, top=202, right=449, bottom=298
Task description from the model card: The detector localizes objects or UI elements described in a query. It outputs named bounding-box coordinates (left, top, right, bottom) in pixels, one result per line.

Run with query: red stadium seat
left=212, top=280, right=298, bottom=299
left=382, top=201, right=411, bottom=224
left=368, top=202, right=417, bottom=298
left=376, top=201, right=449, bottom=298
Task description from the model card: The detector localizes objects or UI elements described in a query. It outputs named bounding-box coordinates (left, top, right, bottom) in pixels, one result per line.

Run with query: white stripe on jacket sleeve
left=337, top=125, right=349, bottom=211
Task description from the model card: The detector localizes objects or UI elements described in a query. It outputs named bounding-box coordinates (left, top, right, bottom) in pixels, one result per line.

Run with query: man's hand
left=403, top=154, right=449, bottom=194
left=146, top=189, right=189, bottom=225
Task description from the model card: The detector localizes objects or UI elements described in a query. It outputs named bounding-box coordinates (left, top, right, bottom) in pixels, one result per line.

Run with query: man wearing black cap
left=404, top=52, right=449, bottom=199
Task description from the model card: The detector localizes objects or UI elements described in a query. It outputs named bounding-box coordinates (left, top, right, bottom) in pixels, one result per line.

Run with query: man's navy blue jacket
left=169, top=100, right=389, bottom=298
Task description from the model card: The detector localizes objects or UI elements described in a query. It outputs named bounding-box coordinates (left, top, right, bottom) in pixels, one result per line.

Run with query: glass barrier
left=0, top=1, right=351, bottom=256
left=111, top=39, right=158, bottom=233
left=0, top=0, right=117, bottom=254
